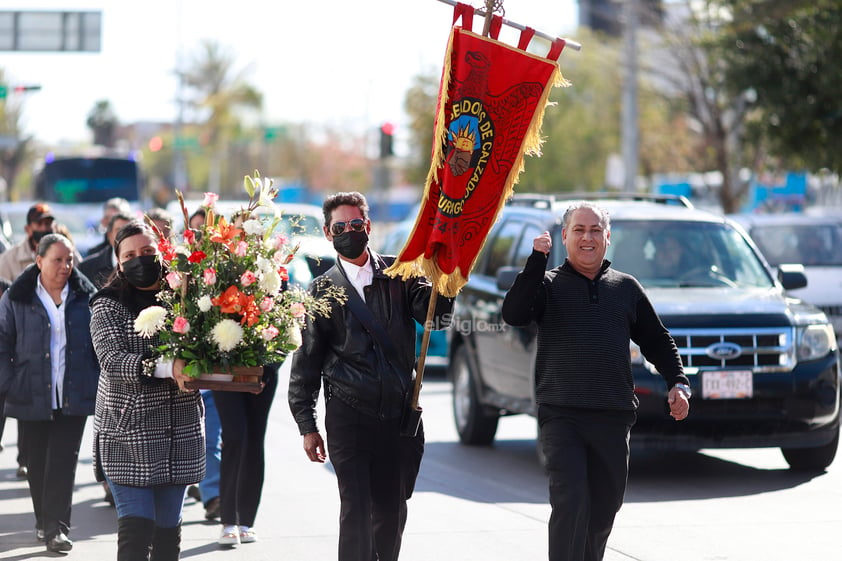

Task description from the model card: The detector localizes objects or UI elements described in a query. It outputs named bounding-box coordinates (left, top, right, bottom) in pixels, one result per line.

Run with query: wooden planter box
left=184, top=365, right=263, bottom=392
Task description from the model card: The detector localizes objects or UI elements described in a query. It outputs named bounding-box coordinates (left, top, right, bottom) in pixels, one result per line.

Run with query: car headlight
left=797, top=324, right=835, bottom=361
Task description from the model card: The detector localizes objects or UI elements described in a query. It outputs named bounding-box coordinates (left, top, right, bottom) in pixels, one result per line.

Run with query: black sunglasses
left=330, top=218, right=366, bottom=237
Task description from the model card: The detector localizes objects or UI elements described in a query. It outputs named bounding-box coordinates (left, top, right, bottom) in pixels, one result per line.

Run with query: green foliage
left=518, top=29, right=623, bottom=192
left=721, top=0, right=842, bottom=171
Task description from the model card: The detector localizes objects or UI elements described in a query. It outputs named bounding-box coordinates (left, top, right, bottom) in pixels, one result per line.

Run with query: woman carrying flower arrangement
left=141, top=176, right=340, bottom=547
left=90, top=220, right=203, bottom=561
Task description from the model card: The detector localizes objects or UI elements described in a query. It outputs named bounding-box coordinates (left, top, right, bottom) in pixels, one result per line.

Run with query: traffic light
left=0, top=84, right=42, bottom=99
left=148, top=136, right=164, bottom=152
left=379, top=122, right=394, bottom=159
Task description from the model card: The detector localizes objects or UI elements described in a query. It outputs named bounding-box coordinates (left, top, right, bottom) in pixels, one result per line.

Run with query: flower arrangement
left=134, top=171, right=344, bottom=379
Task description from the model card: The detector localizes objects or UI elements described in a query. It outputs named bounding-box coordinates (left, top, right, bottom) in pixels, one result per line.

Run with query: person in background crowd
left=146, top=207, right=174, bottom=241
left=0, top=276, right=12, bottom=454
left=212, top=364, right=278, bottom=546
left=501, top=201, right=690, bottom=561
left=79, top=213, right=133, bottom=289
left=0, top=202, right=60, bottom=480
left=86, top=197, right=132, bottom=257
left=0, top=202, right=58, bottom=282
left=188, top=208, right=207, bottom=231
left=0, top=233, right=99, bottom=553
left=90, top=220, right=204, bottom=561
left=186, top=390, right=223, bottom=522
left=289, top=191, right=454, bottom=561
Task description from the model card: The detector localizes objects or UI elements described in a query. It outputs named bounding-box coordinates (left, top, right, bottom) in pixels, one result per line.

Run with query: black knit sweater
left=502, top=250, right=688, bottom=411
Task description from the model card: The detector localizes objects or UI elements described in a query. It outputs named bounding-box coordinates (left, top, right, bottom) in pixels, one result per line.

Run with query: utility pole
left=621, top=0, right=639, bottom=192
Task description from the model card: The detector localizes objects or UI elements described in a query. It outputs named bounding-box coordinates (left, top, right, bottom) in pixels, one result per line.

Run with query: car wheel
left=781, top=426, right=839, bottom=471
left=451, top=344, right=499, bottom=445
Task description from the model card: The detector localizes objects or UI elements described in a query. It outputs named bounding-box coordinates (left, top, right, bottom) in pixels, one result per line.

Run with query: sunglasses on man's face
left=330, top=218, right=366, bottom=237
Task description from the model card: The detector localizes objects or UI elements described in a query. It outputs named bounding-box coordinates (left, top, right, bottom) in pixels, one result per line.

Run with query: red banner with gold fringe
left=385, top=3, right=570, bottom=297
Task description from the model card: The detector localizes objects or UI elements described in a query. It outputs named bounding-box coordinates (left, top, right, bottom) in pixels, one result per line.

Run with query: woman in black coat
left=0, top=234, right=99, bottom=553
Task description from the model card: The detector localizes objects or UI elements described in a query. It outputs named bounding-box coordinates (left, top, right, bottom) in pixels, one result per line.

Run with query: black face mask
left=29, top=230, right=49, bottom=246
left=333, top=230, right=369, bottom=260
left=121, top=254, right=162, bottom=288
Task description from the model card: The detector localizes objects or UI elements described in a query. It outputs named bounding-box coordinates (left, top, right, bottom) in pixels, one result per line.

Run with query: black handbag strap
left=327, top=265, right=403, bottom=370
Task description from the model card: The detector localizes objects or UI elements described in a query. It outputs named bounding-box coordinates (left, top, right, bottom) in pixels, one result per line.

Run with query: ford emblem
left=706, top=342, right=742, bottom=360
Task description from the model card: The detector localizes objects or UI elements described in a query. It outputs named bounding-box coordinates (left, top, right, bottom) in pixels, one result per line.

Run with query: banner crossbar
left=435, top=0, right=582, bottom=51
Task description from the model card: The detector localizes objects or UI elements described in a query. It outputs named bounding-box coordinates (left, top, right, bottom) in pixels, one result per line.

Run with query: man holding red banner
left=289, top=191, right=453, bottom=561
left=502, top=201, right=690, bottom=561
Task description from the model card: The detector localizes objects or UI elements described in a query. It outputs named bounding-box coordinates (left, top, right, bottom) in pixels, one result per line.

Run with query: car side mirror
left=778, top=264, right=808, bottom=290
left=496, top=266, right=521, bottom=291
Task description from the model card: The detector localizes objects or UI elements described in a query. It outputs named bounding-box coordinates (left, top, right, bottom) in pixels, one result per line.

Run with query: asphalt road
left=1, top=361, right=839, bottom=560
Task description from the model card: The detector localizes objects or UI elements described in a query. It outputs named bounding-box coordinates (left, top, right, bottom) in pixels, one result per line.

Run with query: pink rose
left=235, top=240, right=248, bottom=257
left=203, top=268, right=217, bottom=285
left=173, top=316, right=190, bottom=334
left=240, top=270, right=257, bottom=286
left=290, top=302, right=306, bottom=318
left=165, top=271, right=182, bottom=289
left=261, top=325, right=279, bottom=341
left=273, top=234, right=289, bottom=249
left=260, top=297, right=274, bottom=312
left=183, top=229, right=195, bottom=245
left=202, top=192, right=219, bottom=207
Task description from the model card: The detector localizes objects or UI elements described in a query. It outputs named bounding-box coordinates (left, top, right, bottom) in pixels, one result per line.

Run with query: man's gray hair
left=562, top=201, right=611, bottom=231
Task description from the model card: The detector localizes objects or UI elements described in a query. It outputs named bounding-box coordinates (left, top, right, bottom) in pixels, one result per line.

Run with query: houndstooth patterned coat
left=90, top=294, right=205, bottom=487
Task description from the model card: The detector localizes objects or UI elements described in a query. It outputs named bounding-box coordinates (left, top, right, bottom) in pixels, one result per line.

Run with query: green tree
left=518, top=28, right=623, bottom=192
left=403, top=72, right=439, bottom=186
left=0, top=69, right=35, bottom=201
left=720, top=0, right=842, bottom=172
left=177, top=40, right=263, bottom=194
left=86, top=99, right=118, bottom=147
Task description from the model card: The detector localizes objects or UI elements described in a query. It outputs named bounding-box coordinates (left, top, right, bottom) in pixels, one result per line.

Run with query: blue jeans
left=104, top=475, right=186, bottom=528
left=198, top=391, right=222, bottom=505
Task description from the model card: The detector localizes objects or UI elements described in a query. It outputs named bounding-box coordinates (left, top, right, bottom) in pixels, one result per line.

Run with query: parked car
left=729, top=212, right=842, bottom=342
left=449, top=193, right=840, bottom=470
left=0, top=201, right=114, bottom=256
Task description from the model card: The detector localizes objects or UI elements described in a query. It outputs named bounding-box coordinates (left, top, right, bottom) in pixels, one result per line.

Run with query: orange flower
left=208, top=216, right=243, bottom=250
left=239, top=294, right=261, bottom=327
left=212, top=285, right=245, bottom=314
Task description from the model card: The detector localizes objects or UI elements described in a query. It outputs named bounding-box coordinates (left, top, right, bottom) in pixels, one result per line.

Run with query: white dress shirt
left=35, top=276, right=69, bottom=410
left=341, top=254, right=373, bottom=301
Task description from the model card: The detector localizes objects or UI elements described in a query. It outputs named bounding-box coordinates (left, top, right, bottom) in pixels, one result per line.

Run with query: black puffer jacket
left=0, top=264, right=99, bottom=420
left=288, top=251, right=453, bottom=435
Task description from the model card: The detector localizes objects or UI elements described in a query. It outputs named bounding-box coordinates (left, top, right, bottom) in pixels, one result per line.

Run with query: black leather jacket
left=288, top=251, right=453, bottom=435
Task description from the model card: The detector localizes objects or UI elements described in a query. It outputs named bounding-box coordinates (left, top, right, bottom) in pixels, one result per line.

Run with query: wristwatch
left=674, top=383, right=692, bottom=399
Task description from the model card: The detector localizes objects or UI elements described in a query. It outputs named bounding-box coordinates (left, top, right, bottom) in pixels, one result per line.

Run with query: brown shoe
left=204, top=496, right=221, bottom=520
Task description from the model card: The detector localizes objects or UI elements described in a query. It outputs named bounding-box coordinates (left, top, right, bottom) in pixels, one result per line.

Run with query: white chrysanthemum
left=287, top=324, right=302, bottom=350
left=134, top=306, right=168, bottom=337
left=211, top=319, right=244, bottom=352
left=255, top=256, right=274, bottom=274
left=197, top=295, right=213, bottom=312
left=243, top=219, right=264, bottom=236
left=259, top=268, right=282, bottom=294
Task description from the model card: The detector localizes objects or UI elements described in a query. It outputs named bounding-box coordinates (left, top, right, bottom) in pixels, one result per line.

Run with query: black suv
left=448, top=194, right=840, bottom=470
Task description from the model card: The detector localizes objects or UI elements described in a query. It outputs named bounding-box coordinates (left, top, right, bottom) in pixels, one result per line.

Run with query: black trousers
left=0, top=395, right=28, bottom=467
left=325, top=397, right=424, bottom=561
left=19, top=411, right=87, bottom=540
left=212, top=364, right=278, bottom=528
left=538, top=405, right=636, bottom=561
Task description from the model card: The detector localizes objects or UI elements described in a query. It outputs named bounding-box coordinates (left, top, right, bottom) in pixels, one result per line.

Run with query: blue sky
left=0, top=0, right=578, bottom=145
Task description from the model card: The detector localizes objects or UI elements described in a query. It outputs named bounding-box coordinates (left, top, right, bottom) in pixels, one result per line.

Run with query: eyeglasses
left=330, top=218, right=366, bottom=236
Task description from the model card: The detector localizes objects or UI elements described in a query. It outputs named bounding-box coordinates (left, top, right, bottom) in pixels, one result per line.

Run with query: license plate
left=701, top=370, right=753, bottom=399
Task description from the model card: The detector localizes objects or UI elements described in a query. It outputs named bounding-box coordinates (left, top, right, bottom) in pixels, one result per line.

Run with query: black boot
left=117, top=516, right=155, bottom=561
left=151, top=525, right=181, bottom=561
